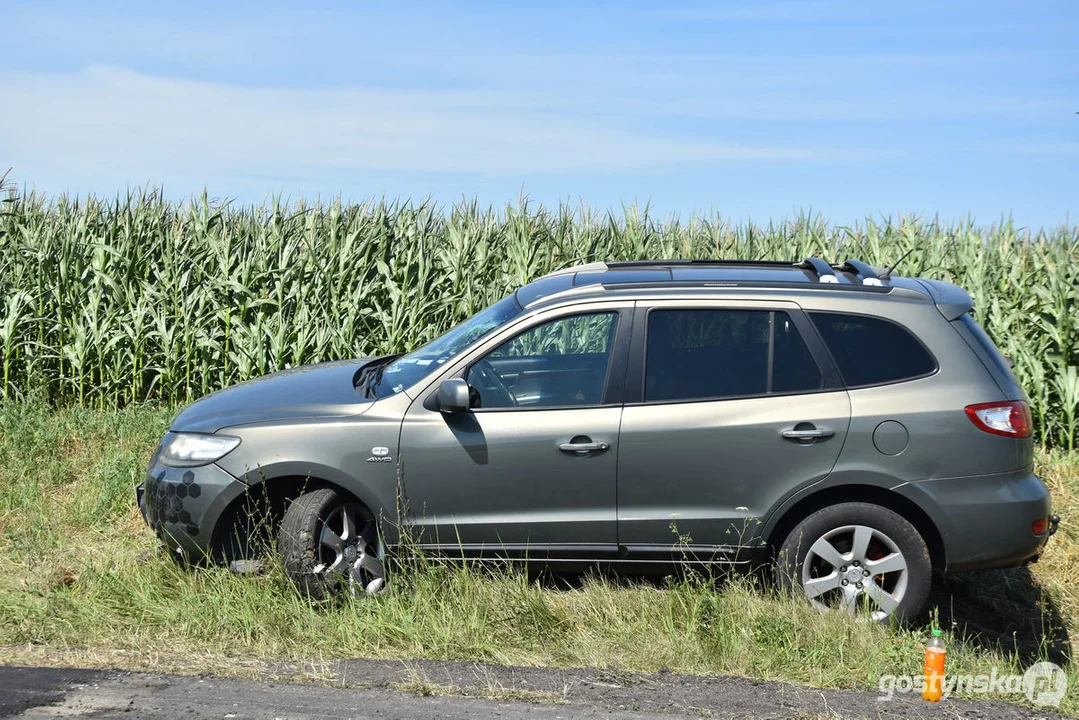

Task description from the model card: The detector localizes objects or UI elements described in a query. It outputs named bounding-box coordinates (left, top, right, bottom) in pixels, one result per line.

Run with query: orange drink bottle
left=922, top=629, right=946, bottom=701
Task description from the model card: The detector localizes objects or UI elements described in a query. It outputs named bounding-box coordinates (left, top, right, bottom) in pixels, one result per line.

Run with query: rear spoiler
left=914, top=278, right=974, bottom=321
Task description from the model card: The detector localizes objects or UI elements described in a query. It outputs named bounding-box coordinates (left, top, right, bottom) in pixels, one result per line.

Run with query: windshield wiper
left=362, top=361, right=388, bottom=398
left=355, top=357, right=394, bottom=398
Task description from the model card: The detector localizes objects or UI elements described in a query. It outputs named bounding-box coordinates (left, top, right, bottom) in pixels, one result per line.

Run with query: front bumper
left=897, top=467, right=1053, bottom=574
left=138, top=459, right=247, bottom=558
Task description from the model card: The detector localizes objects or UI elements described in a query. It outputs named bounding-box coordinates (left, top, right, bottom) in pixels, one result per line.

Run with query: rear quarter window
left=809, top=312, right=937, bottom=387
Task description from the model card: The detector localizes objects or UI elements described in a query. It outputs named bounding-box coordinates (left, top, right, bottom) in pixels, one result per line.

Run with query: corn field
left=0, top=189, right=1076, bottom=448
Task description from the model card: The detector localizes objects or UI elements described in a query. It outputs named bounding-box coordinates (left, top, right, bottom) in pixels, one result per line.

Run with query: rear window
left=809, top=312, right=936, bottom=387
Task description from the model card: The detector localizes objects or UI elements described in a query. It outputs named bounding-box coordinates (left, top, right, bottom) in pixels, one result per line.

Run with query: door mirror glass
left=437, top=378, right=472, bottom=413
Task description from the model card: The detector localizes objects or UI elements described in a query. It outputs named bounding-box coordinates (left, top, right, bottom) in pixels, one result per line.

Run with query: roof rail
left=835, top=259, right=884, bottom=286
left=535, top=261, right=607, bottom=280
left=605, top=259, right=796, bottom=269
left=797, top=257, right=840, bottom=283
left=541, top=257, right=895, bottom=288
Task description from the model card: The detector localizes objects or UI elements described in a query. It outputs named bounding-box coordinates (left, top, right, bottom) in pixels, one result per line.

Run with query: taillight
left=964, top=400, right=1032, bottom=438
left=1032, top=516, right=1049, bottom=535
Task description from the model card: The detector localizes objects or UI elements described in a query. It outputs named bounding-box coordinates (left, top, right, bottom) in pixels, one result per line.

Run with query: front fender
left=229, top=459, right=398, bottom=529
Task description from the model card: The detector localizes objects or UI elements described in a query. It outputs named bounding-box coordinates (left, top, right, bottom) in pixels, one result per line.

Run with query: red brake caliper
left=867, top=541, right=887, bottom=582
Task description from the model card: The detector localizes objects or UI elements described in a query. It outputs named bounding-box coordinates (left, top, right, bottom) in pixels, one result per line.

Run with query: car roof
left=515, top=258, right=974, bottom=320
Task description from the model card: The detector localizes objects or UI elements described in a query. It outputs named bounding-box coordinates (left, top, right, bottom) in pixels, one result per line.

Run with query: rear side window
left=809, top=312, right=936, bottom=387
left=645, top=309, right=822, bottom=402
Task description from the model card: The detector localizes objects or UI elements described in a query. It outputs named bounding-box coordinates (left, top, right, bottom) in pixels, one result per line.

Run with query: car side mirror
left=438, top=378, right=472, bottom=414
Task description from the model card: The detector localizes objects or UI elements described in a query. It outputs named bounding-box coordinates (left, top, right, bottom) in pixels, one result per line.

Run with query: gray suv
left=139, top=259, right=1055, bottom=621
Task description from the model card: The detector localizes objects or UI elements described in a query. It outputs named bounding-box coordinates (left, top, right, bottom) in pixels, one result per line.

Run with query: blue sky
left=4, top=1, right=1077, bottom=227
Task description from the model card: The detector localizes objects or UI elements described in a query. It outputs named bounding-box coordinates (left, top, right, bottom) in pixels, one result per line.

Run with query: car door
left=617, top=299, right=850, bottom=562
left=398, top=303, right=631, bottom=560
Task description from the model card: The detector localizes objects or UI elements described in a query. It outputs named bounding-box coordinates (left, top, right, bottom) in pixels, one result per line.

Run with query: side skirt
left=391, top=542, right=761, bottom=571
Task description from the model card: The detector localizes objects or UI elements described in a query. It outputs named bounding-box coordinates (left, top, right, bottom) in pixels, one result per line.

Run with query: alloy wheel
left=800, top=523, right=908, bottom=621
left=312, top=503, right=386, bottom=596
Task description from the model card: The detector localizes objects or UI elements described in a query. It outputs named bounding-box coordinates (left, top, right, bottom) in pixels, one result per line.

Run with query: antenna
left=881, top=249, right=914, bottom=282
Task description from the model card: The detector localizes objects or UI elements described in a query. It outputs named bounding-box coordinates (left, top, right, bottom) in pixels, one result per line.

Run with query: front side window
left=645, top=309, right=822, bottom=402
left=809, top=312, right=936, bottom=387
left=467, top=312, right=618, bottom=409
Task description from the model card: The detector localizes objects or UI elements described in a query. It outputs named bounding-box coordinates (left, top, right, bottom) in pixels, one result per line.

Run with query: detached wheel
left=279, top=488, right=386, bottom=600
left=776, top=502, right=930, bottom=623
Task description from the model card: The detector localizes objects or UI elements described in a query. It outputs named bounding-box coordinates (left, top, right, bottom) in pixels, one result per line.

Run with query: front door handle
left=782, top=427, right=834, bottom=441
left=559, top=440, right=610, bottom=454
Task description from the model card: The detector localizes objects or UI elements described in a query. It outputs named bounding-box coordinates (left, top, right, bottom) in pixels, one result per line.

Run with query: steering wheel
left=470, top=359, right=517, bottom=408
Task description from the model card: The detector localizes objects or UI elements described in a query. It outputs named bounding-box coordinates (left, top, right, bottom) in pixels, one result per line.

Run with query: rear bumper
left=896, top=467, right=1053, bottom=574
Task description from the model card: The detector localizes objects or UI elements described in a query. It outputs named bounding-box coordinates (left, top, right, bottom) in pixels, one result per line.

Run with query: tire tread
left=278, top=488, right=342, bottom=600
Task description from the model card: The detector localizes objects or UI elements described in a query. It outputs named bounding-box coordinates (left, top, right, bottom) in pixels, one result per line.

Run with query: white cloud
left=0, top=66, right=859, bottom=183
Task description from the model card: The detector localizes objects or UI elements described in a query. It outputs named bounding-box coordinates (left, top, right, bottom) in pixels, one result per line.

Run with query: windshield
left=369, top=294, right=523, bottom=399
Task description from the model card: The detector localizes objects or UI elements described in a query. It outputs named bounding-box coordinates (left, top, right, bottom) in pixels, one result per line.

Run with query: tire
left=775, top=502, right=931, bottom=623
left=278, top=488, right=386, bottom=600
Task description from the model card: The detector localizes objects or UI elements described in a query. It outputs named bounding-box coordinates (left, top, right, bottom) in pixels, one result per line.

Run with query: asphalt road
left=0, top=662, right=1069, bottom=719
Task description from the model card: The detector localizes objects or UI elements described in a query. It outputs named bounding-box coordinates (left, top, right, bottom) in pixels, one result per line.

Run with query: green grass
left=1, top=191, right=1077, bottom=447
left=1, top=401, right=1077, bottom=710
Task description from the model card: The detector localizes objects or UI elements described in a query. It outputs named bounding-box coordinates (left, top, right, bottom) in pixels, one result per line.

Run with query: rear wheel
left=776, top=502, right=931, bottom=623
left=278, top=488, right=386, bottom=600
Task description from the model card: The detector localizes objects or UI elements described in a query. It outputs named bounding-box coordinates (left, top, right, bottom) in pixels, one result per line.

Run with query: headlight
left=159, top=432, right=241, bottom=467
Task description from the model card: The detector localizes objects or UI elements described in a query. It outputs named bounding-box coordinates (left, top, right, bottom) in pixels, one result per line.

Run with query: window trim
left=806, top=310, right=939, bottom=390
left=461, top=308, right=631, bottom=414
left=630, top=305, right=833, bottom=406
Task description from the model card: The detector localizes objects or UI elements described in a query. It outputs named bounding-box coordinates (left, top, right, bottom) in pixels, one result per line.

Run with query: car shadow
left=929, top=567, right=1071, bottom=667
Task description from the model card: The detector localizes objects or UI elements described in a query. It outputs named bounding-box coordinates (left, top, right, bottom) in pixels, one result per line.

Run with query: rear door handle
left=559, top=440, right=610, bottom=454
left=782, top=427, right=834, bottom=441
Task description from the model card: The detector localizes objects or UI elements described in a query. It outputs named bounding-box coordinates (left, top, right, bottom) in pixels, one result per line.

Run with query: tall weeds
left=0, top=189, right=1076, bottom=446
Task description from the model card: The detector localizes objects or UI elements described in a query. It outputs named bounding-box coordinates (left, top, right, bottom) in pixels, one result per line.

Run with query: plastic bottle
left=922, top=629, right=946, bottom=702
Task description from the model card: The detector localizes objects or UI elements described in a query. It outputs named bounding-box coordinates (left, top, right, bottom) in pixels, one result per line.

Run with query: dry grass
left=0, top=402, right=1077, bottom=711
left=396, top=664, right=569, bottom=705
